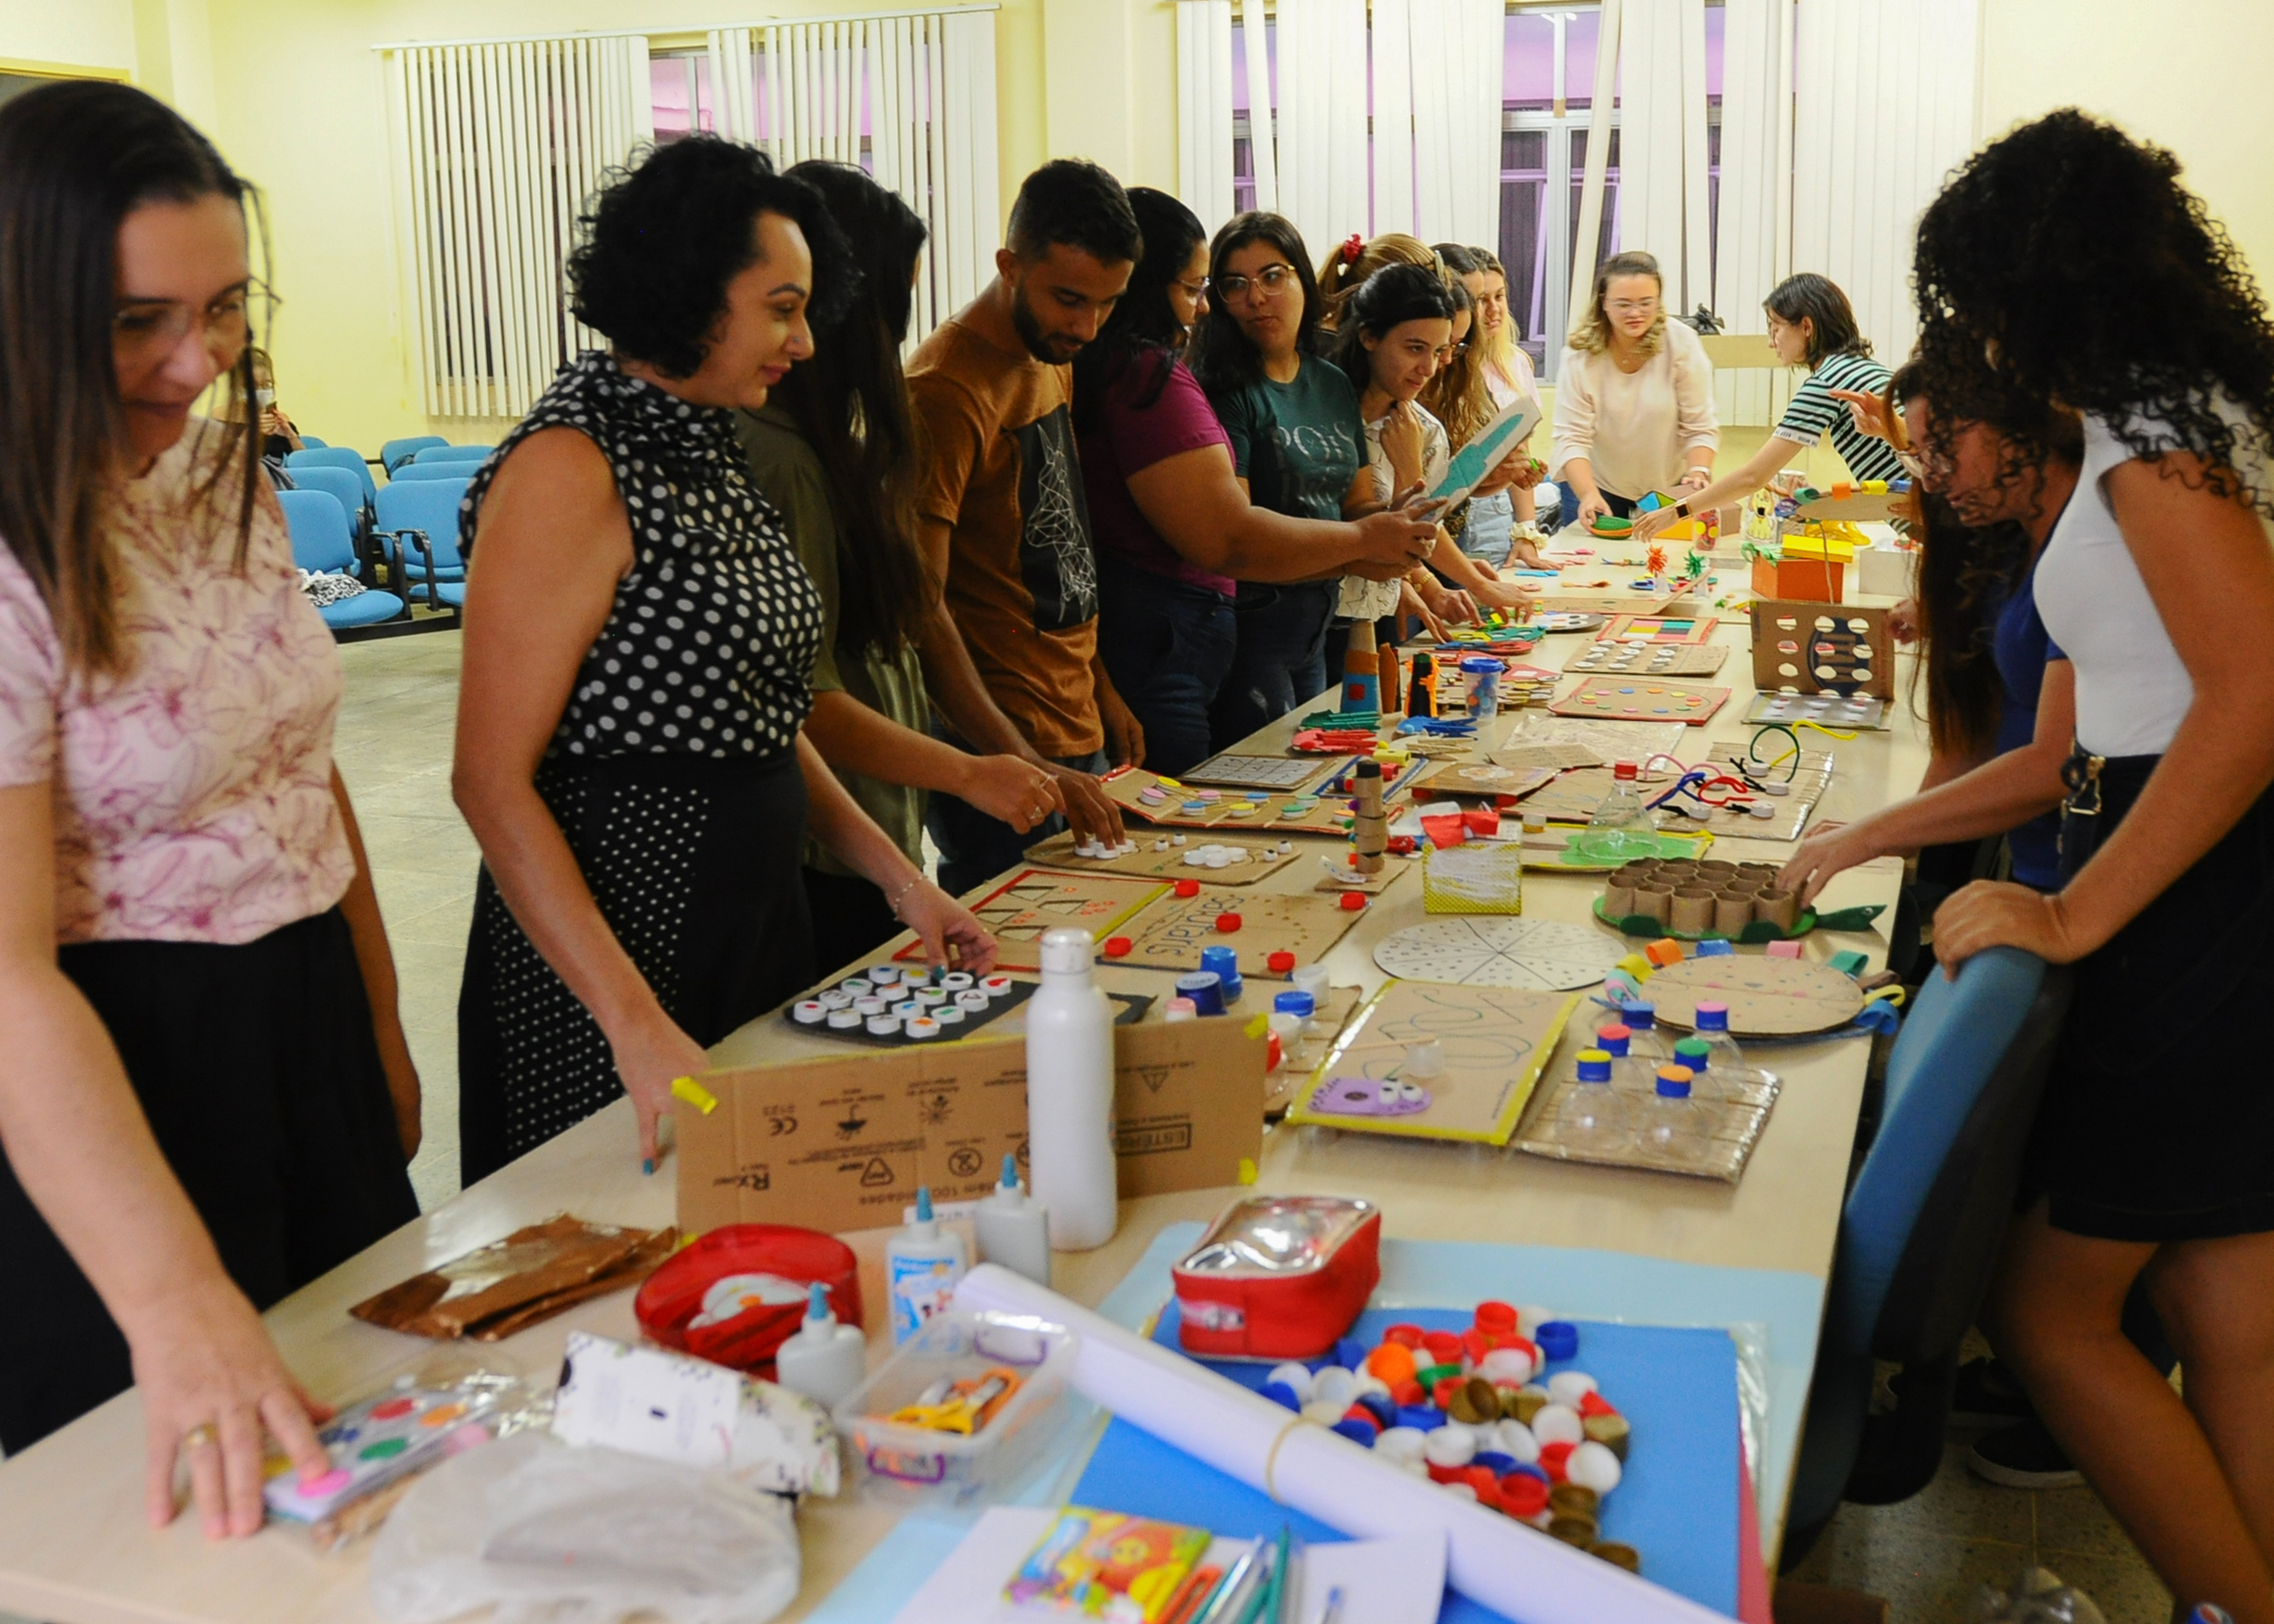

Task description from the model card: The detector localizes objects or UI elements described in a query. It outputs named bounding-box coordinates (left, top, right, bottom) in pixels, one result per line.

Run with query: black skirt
left=456, top=749, right=816, bottom=1185
left=2029, top=753, right=2274, bottom=1240
left=0, top=907, right=418, bottom=1453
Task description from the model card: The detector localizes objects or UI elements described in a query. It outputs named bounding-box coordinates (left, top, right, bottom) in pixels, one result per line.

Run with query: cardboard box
left=1749, top=600, right=1894, bottom=699
left=678, top=1018, right=1266, bottom=1237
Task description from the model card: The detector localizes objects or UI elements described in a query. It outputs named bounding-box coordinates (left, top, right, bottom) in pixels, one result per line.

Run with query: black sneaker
left=1948, top=1357, right=2037, bottom=1428
left=1968, top=1421, right=2084, bottom=1489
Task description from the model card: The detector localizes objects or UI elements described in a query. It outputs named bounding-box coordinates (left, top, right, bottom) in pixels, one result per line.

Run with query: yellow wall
left=0, top=0, right=135, bottom=74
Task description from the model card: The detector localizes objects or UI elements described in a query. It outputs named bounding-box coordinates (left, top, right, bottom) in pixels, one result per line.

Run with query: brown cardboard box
left=1749, top=599, right=1893, bottom=699
left=677, top=1016, right=1266, bottom=1236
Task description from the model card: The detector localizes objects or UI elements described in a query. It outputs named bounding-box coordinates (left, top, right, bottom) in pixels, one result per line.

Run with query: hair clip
left=1341, top=232, right=1365, bottom=265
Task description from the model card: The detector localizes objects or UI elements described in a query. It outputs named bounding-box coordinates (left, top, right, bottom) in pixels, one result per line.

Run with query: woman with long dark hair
left=0, top=83, right=419, bottom=1526
left=452, top=139, right=992, bottom=1185
left=743, top=161, right=1052, bottom=971
left=1071, top=191, right=1436, bottom=773
left=1916, top=113, right=2274, bottom=1621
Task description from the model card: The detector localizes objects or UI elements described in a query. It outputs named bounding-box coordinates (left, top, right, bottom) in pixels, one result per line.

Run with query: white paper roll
left=952, top=1265, right=1725, bottom=1624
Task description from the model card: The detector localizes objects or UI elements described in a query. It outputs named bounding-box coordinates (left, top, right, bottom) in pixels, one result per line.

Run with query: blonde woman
left=1438, top=243, right=1548, bottom=565
left=1550, top=250, right=1718, bottom=527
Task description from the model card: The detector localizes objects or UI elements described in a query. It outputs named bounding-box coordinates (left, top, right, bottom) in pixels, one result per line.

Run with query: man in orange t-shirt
left=910, top=159, right=1147, bottom=895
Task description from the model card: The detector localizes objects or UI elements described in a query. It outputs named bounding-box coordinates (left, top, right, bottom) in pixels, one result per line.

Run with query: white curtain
left=1271, top=0, right=1368, bottom=264
left=1615, top=0, right=1711, bottom=316
left=707, top=9, right=1000, bottom=341
left=1408, top=0, right=1502, bottom=248
left=383, top=35, right=654, bottom=419
left=1239, top=0, right=1278, bottom=213
left=1792, top=0, right=1979, bottom=364
left=1177, top=1, right=1237, bottom=232
left=1713, top=0, right=1795, bottom=426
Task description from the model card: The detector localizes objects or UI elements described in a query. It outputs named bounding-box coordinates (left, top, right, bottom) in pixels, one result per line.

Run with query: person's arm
left=1936, top=455, right=2274, bottom=969
left=803, top=690, right=1060, bottom=835
left=797, top=733, right=995, bottom=971
left=328, top=769, right=419, bottom=1158
left=1428, top=529, right=1535, bottom=609
left=1670, top=327, right=1718, bottom=491
left=1780, top=661, right=2074, bottom=905
left=0, top=784, right=331, bottom=1538
left=1124, top=443, right=1436, bottom=583
left=449, top=427, right=698, bottom=1173
left=1633, top=436, right=1800, bottom=545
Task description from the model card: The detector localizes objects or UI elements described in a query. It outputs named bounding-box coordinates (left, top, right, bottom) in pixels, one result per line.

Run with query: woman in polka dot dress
left=452, top=139, right=996, bottom=1182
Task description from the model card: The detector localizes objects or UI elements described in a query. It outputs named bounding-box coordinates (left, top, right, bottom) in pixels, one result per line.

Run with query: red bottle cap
left=1339, top=891, right=1368, bottom=912
left=1390, top=1378, right=1424, bottom=1407
left=1460, top=1328, right=1489, bottom=1365
left=1383, top=1324, right=1427, bottom=1349
left=1431, top=1375, right=1467, bottom=1411
left=1426, top=1459, right=1468, bottom=1485
left=1475, top=1301, right=1519, bottom=1335
left=1540, top=1440, right=1576, bottom=1482
left=1174, top=878, right=1201, bottom=897
left=1578, top=1390, right=1619, bottom=1419
left=1421, top=1330, right=1463, bottom=1363
left=1102, top=937, right=1132, bottom=957
left=1499, top=1473, right=1550, bottom=1516
left=1339, top=1404, right=1381, bottom=1435
left=1215, top=912, right=1242, bottom=932
left=1267, top=950, right=1296, bottom=973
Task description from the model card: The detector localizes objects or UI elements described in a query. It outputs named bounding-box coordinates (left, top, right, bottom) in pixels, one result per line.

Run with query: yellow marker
left=671, top=1075, right=720, bottom=1115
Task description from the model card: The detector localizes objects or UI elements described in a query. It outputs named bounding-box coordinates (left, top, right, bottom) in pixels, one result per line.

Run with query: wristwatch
left=1672, top=498, right=1692, bottom=519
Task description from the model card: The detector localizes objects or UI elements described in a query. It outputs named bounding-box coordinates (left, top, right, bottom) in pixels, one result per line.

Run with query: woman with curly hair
left=1918, top=112, right=2274, bottom=1621
left=1550, top=249, right=1718, bottom=527
left=451, top=138, right=993, bottom=1184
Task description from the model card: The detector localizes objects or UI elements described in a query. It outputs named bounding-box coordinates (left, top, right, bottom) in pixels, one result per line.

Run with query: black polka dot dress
left=455, top=352, right=825, bottom=1185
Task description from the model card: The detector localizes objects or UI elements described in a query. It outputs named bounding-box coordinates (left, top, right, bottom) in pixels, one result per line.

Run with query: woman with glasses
left=1073, top=193, right=1437, bottom=774
left=1550, top=250, right=1719, bottom=528
left=0, top=83, right=420, bottom=1531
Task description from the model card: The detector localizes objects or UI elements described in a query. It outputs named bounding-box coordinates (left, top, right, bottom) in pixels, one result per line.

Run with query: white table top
left=0, top=547, right=1925, bottom=1624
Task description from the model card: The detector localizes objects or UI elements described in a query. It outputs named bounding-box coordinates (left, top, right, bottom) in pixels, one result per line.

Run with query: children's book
left=1004, top=1506, right=1217, bottom=1622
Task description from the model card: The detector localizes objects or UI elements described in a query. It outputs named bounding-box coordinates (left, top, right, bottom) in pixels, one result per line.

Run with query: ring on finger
left=183, top=1423, right=219, bottom=1451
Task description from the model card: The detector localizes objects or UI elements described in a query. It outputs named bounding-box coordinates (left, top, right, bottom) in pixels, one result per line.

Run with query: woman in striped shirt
left=1630, top=273, right=1905, bottom=544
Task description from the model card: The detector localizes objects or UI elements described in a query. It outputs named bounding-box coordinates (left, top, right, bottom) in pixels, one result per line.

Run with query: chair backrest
left=284, top=445, right=376, bottom=505
left=414, top=443, right=494, bottom=464
left=299, top=434, right=328, bottom=448
left=374, top=477, right=469, bottom=566
left=387, top=460, right=476, bottom=482
left=277, top=488, right=357, bottom=575
left=286, top=464, right=366, bottom=530
left=380, top=435, right=447, bottom=473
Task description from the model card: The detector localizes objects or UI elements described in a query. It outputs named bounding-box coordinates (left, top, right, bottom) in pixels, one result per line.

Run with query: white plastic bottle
left=884, top=1187, right=969, bottom=1343
left=1025, top=927, right=1119, bottom=1251
left=1554, top=1050, right=1630, bottom=1156
left=973, top=1153, right=1052, bottom=1286
left=774, top=1282, right=867, bottom=1409
left=1577, top=761, right=1659, bottom=862
left=1637, top=1065, right=1710, bottom=1163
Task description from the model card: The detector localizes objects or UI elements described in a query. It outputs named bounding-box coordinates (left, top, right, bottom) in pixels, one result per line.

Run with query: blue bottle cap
left=1396, top=1404, right=1447, bottom=1432
left=999, top=1153, right=1020, bottom=1191
left=1503, top=1461, right=1551, bottom=1486
left=1695, top=1000, right=1731, bottom=1031
left=1576, top=1052, right=1613, bottom=1085
left=1536, top=1321, right=1580, bottom=1361
left=1175, top=970, right=1225, bottom=1015
left=1260, top=1380, right=1302, bottom=1412
left=1472, top=1450, right=1519, bottom=1476
left=1622, top=1002, right=1657, bottom=1030
left=1696, top=938, right=1735, bottom=958
left=805, top=1281, right=831, bottom=1324
left=1330, top=1417, right=1380, bottom=1448
left=1656, top=1065, right=1694, bottom=1098
left=1335, top=1336, right=1370, bottom=1371
left=1356, top=1391, right=1398, bottom=1429
left=1673, top=1037, right=1710, bottom=1072
left=1274, top=990, right=1316, bottom=1016
left=1593, top=1023, right=1630, bottom=1056
left=915, top=1187, right=935, bottom=1222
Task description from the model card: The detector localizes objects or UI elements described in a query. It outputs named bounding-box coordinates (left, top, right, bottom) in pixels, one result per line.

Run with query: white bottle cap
left=1040, top=927, right=1095, bottom=976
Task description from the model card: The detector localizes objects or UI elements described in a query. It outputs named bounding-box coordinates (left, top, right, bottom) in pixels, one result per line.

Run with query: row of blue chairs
left=274, top=441, right=489, bottom=613
left=276, top=475, right=470, bottom=638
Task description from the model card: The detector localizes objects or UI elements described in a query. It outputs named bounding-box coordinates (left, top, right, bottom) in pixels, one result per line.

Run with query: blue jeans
left=1096, top=554, right=1237, bottom=778
left=1210, top=580, right=1337, bottom=750
left=927, top=741, right=1112, bottom=899
left=1462, top=489, right=1515, bottom=567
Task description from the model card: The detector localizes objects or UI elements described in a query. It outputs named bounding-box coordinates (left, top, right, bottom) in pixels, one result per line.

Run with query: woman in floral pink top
left=0, top=85, right=417, bottom=1536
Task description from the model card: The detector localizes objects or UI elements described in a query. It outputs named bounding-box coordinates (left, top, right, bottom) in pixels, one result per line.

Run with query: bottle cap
left=998, top=1153, right=1020, bottom=1193
left=1274, top=990, right=1315, bottom=1016
left=804, top=1281, right=831, bottom=1326
left=1695, top=1000, right=1730, bottom=1031
left=1621, top=1002, right=1656, bottom=1030
left=1575, top=1050, right=1613, bottom=1085
left=1165, top=996, right=1198, bottom=1022
left=1039, top=927, right=1095, bottom=975
left=1175, top=970, right=1225, bottom=1015
left=1655, top=1065, right=1694, bottom=1098
left=1200, top=945, right=1242, bottom=985
left=1356, top=758, right=1383, bottom=779
left=1460, top=655, right=1501, bottom=674
left=1536, top=1321, right=1580, bottom=1361
left=914, top=1186, right=936, bottom=1223
left=1673, top=1036, right=1711, bottom=1071
left=1613, top=761, right=1639, bottom=781
left=1593, top=1023, right=1630, bottom=1055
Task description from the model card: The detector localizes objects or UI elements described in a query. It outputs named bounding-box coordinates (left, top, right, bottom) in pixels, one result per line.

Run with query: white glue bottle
left=774, top=1282, right=866, bottom=1410
left=973, top=1153, right=1053, bottom=1287
left=884, top=1187, right=969, bottom=1343
left=1026, top=926, right=1119, bottom=1251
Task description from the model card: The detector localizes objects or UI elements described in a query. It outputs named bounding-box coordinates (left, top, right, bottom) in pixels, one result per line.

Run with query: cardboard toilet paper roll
left=1755, top=888, right=1801, bottom=930
left=1604, top=880, right=1637, bottom=917
left=1714, top=893, right=1754, bottom=935
left=1669, top=887, right=1716, bottom=934
left=1633, top=882, right=1674, bottom=923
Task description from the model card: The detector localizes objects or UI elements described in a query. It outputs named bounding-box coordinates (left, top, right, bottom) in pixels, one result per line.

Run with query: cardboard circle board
left=1372, top=918, right=1622, bottom=991
left=1551, top=677, right=1731, bottom=726
left=1024, top=830, right=1305, bottom=886
left=1643, top=955, right=1865, bottom=1036
left=1562, top=640, right=1730, bottom=678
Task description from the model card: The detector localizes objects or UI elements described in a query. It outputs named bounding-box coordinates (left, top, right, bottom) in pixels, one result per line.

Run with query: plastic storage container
left=832, top=1309, right=1078, bottom=1504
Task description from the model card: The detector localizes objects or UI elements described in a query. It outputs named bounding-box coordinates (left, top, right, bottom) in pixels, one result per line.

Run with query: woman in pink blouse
left=0, top=84, right=417, bottom=1535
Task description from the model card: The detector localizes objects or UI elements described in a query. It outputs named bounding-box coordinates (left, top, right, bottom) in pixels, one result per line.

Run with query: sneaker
left=1968, top=1420, right=2084, bottom=1489
left=1948, top=1357, right=2038, bottom=1428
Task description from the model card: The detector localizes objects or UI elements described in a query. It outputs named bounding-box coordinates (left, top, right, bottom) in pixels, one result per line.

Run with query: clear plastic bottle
left=1671, top=1036, right=1723, bottom=1102
left=1554, top=1050, right=1630, bottom=1156
left=1576, top=761, right=1660, bottom=863
left=1689, top=1000, right=1772, bottom=1089
left=1615, top=1002, right=1676, bottom=1066
left=1591, top=1022, right=1659, bottom=1095
left=1637, top=1065, right=1710, bottom=1164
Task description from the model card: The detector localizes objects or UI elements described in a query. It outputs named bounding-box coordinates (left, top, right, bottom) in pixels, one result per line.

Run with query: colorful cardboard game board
left=904, top=870, right=1166, bottom=973
left=1025, top=830, right=1308, bottom=886
left=1550, top=677, right=1730, bottom=726
left=1107, top=887, right=1369, bottom=981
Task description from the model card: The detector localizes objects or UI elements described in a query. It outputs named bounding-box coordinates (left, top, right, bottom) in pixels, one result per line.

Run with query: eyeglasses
left=1606, top=298, right=1659, bottom=316
left=112, top=288, right=254, bottom=368
left=1171, top=276, right=1210, bottom=300
left=1214, top=263, right=1297, bottom=303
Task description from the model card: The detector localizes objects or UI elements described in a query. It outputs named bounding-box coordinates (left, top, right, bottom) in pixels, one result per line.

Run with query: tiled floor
left=329, top=633, right=2177, bottom=1622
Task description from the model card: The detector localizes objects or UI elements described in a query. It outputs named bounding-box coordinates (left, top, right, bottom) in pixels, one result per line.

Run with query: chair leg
left=1844, top=1354, right=1955, bottom=1505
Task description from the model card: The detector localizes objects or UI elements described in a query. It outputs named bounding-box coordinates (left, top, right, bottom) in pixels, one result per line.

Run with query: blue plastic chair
left=284, top=446, right=377, bottom=510
left=387, top=460, right=479, bottom=482
left=1781, top=947, right=2072, bottom=1564
left=413, top=443, right=494, bottom=465
left=299, top=434, right=327, bottom=449
left=373, top=475, right=470, bottom=611
left=276, top=490, right=407, bottom=633
left=380, top=435, right=447, bottom=473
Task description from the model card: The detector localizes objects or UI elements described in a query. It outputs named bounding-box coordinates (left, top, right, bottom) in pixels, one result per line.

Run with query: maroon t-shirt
left=1077, top=351, right=1236, bottom=598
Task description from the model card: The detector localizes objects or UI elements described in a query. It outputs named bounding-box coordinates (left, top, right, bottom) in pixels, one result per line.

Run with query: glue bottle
left=973, top=1154, right=1053, bottom=1287
left=885, top=1187, right=969, bottom=1343
left=1026, top=927, right=1119, bottom=1251
left=774, top=1282, right=867, bottom=1410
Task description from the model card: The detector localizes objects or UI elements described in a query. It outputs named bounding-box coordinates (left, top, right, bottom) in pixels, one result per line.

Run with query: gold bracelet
left=885, top=875, right=923, bottom=920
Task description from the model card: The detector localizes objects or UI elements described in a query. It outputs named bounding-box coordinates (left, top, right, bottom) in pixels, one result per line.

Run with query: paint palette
left=1550, top=677, right=1731, bottom=725
left=1371, top=917, right=1623, bottom=991
left=1746, top=690, right=1891, bottom=730
left=262, top=1379, right=503, bottom=1523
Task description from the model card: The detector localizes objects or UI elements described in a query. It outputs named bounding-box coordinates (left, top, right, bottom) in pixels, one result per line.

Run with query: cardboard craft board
left=1516, top=749, right=1834, bottom=844
left=1110, top=887, right=1368, bottom=981
left=910, top=870, right=1165, bottom=973
left=1101, top=766, right=1381, bottom=836
left=1746, top=690, right=1892, bottom=731
left=1791, top=488, right=1914, bottom=525
left=779, top=976, right=1157, bottom=1049
left=1311, top=850, right=1415, bottom=894
left=1643, top=954, right=1865, bottom=1036
left=1427, top=393, right=1543, bottom=509
left=1550, top=676, right=1731, bottom=726
left=1493, top=716, right=1688, bottom=766
left=1024, top=830, right=1306, bottom=886
left=1535, top=593, right=1700, bottom=617
left=1562, top=640, right=1730, bottom=679
left=1405, top=759, right=1559, bottom=800
left=1512, top=1041, right=1781, bottom=1183
left=1371, top=917, right=1623, bottom=991
left=1597, top=613, right=1720, bottom=646
left=1751, top=601, right=1894, bottom=700
left=1174, top=752, right=1338, bottom=791
left=678, top=1019, right=1265, bottom=1236
left=1287, top=979, right=1583, bottom=1144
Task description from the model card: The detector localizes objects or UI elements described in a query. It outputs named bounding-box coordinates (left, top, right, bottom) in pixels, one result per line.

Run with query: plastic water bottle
left=1637, top=1065, right=1710, bottom=1163
left=1554, top=1050, right=1630, bottom=1156
left=1592, top=1022, right=1657, bottom=1095
left=1688, top=1000, right=1770, bottom=1089
left=1576, top=762, right=1658, bottom=862
left=1025, top=927, right=1119, bottom=1251
left=1615, top=1002, right=1676, bottom=1066
left=1671, top=1036, right=1723, bottom=1102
